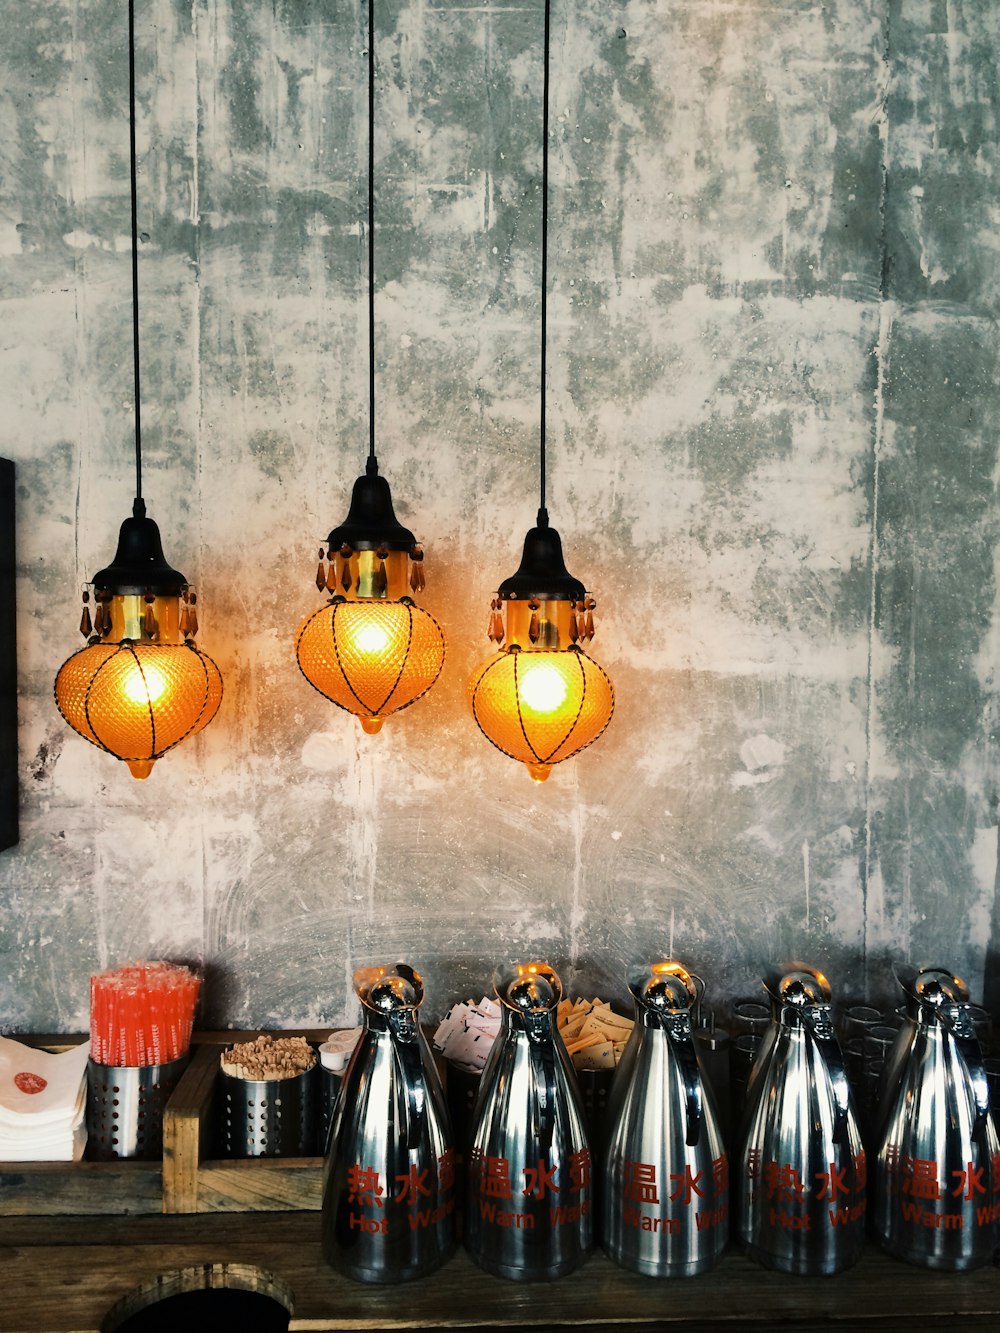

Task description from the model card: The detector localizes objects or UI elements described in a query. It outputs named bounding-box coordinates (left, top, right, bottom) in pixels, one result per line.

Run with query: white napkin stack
left=0, top=1037, right=90, bottom=1161
left=433, top=997, right=503, bottom=1072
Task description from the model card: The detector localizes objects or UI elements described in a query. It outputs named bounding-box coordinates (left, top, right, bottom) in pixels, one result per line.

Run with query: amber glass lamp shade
left=55, top=632, right=223, bottom=779
left=469, top=580, right=614, bottom=782
left=53, top=512, right=223, bottom=779
left=295, top=546, right=445, bottom=734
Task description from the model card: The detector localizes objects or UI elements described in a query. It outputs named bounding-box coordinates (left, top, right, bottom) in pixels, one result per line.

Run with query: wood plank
left=0, top=1161, right=161, bottom=1216
left=162, top=1034, right=329, bottom=1213
left=163, top=1043, right=220, bottom=1213
left=197, top=1160, right=323, bottom=1211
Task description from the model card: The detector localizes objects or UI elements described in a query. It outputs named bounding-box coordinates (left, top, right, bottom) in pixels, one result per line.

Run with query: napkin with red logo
left=0, top=1037, right=89, bottom=1160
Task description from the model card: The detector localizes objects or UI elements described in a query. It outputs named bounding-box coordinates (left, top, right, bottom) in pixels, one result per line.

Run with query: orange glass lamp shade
left=296, top=581, right=445, bottom=734
left=53, top=506, right=223, bottom=779
left=469, top=520, right=614, bottom=782
left=295, top=467, right=445, bottom=733
left=55, top=635, right=222, bottom=779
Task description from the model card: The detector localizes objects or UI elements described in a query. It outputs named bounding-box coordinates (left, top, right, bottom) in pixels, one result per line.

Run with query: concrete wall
left=0, top=0, right=997, bottom=1033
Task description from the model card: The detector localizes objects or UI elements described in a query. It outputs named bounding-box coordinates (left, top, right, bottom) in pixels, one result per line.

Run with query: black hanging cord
left=128, top=0, right=144, bottom=516
left=537, top=0, right=551, bottom=529
left=366, top=0, right=377, bottom=474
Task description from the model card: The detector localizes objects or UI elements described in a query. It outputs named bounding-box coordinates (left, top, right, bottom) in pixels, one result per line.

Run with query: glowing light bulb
left=352, top=620, right=392, bottom=657
left=123, top=663, right=167, bottom=706
left=519, top=661, right=568, bottom=714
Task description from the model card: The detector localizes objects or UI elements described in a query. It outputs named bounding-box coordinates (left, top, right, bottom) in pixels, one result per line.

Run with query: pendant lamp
left=468, top=0, right=614, bottom=783
left=295, top=2, right=445, bottom=733
left=53, top=0, right=222, bottom=780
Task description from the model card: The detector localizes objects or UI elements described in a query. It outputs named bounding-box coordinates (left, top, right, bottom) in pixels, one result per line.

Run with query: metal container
left=322, top=963, right=456, bottom=1283
left=86, top=1055, right=188, bottom=1161
left=319, top=1067, right=343, bottom=1156
left=217, top=1065, right=316, bottom=1158
left=736, top=965, right=866, bottom=1275
left=872, top=965, right=1000, bottom=1271
left=464, top=961, right=592, bottom=1282
left=602, top=961, right=728, bottom=1277
left=576, top=1067, right=615, bottom=1160
left=444, top=1062, right=482, bottom=1157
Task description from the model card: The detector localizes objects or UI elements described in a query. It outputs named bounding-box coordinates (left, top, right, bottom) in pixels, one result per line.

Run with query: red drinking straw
left=90, top=962, right=201, bottom=1067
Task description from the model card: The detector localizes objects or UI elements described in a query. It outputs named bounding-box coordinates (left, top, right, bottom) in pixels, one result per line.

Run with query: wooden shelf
left=3, top=1031, right=997, bottom=1333
left=1, top=1035, right=998, bottom=1330
left=1, top=1210, right=999, bottom=1333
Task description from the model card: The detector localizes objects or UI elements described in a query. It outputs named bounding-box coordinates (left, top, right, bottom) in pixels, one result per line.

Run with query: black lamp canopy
left=497, top=508, right=586, bottom=603
left=325, top=459, right=417, bottom=554
left=92, top=499, right=187, bottom=597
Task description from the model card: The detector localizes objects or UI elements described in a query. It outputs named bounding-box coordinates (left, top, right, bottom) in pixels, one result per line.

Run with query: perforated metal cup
left=217, top=1066, right=316, bottom=1158
left=86, top=1055, right=189, bottom=1161
left=575, top=1066, right=615, bottom=1155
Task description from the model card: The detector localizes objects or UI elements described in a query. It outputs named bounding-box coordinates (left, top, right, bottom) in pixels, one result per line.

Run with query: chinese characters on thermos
left=319, top=955, right=1000, bottom=1284
left=464, top=961, right=593, bottom=1280
left=736, top=965, right=866, bottom=1274
left=872, top=965, right=1000, bottom=1271
left=321, top=964, right=455, bottom=1282
left=602, top=961, right=729, bottom=1276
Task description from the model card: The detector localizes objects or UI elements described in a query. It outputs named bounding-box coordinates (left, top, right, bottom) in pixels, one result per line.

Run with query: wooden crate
left=162, top=1034, right=330, bottom=1214
left=0, top=1036, right=163, bottom=1217
left=0, top=1031, right=330, bottom=1217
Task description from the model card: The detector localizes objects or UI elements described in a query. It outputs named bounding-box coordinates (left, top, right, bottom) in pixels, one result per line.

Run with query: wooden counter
left=0, top=1211, right=998, bottom=1333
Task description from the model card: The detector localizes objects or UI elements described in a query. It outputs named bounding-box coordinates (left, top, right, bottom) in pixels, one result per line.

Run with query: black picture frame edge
left=0, top=457, right=19, bottom=852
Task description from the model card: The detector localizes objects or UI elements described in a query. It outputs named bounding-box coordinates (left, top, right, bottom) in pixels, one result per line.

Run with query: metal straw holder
left=86, top=1054, right=189, bottom=1161
left=217, top=1066, right=316, bottom=1158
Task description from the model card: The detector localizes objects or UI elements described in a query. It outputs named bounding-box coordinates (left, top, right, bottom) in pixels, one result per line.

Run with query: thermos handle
left=946, top=1009, right=990, bottom=1136
left=388, top=1009, right=426, bottom=1149
left=529, top=1042, right=558, bottom=1150
left=802, top=1005, right=851, bottom=1144
left=665, top=1011, right=703, bottom=1147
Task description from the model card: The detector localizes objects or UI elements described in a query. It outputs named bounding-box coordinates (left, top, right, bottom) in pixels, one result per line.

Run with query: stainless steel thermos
left=322, top=963, right=456, bottom=1283
left=736, top=965, right=866, bottom=1274
left=464, top=961, right=593, bottom=1281
left=872, top=965, right=1000, bottom=1271
left=602, top=961, right=728, bottom=1276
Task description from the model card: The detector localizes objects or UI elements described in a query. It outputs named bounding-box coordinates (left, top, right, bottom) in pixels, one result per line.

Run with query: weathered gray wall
left=0, top=0, right=997, bottom=1032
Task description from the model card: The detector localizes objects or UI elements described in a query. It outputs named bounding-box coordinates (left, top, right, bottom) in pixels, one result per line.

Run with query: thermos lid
left=508, top=974, right=555, bottom=1011
left=494, top=961, right=563, bottom=1014
left=763, top=963, right=832, bottom=1007
left=627, top=960, right=696, bottom=1011
left=898, top=964, right=969, bottom=1007
left=354, top=963, right=424, bottom=1012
